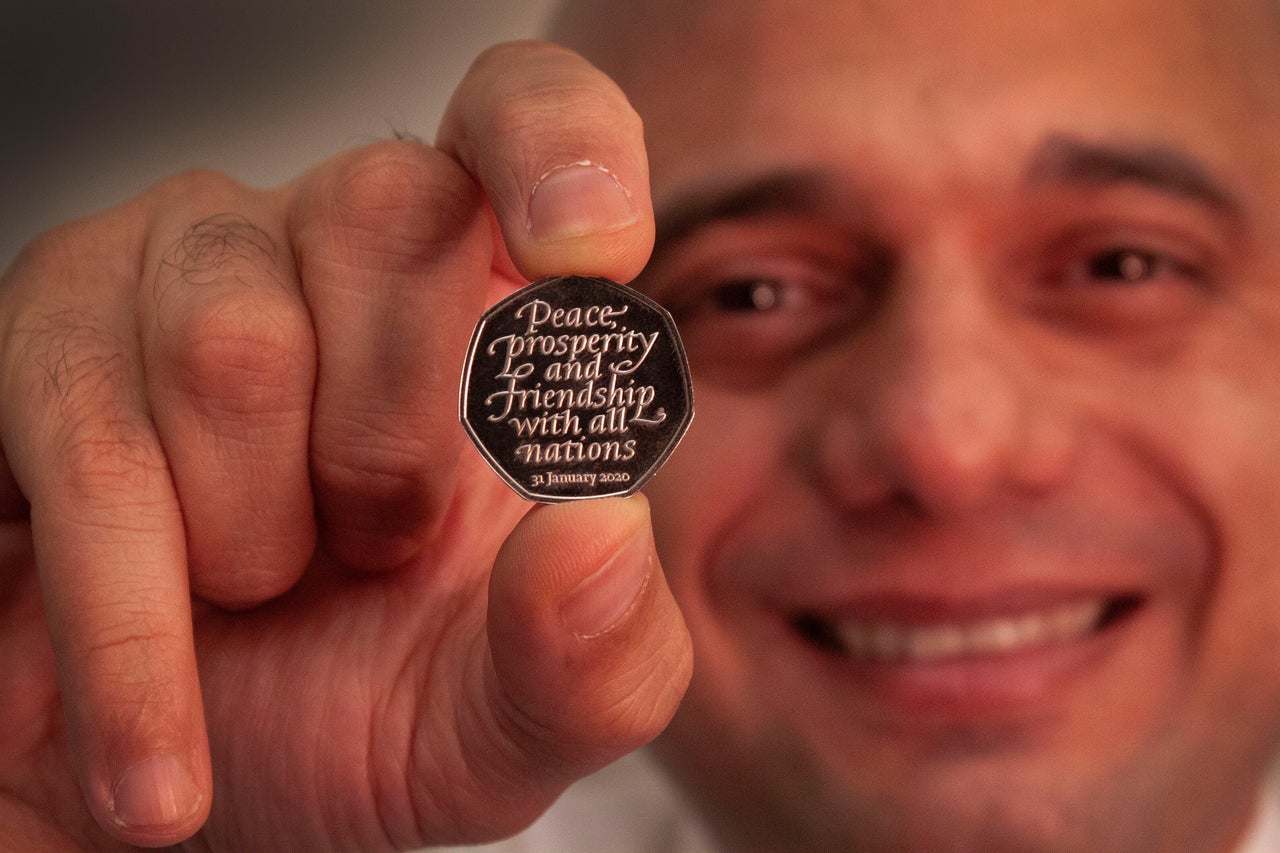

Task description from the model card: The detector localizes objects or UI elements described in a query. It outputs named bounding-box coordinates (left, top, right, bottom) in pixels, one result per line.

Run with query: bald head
left=549, top=0, right=1280, bottom=89
left=546, top=0, right=1280, bottom=200
left=547, top=0, right=737, bottom=93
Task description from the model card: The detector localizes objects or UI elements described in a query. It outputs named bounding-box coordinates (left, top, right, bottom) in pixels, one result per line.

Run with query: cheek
left=1078, top=311, right=1280, bottom=764
left=1177, top=386, right=1280, bottom=731
left=1173, top=405, right=1280, bottom=810
left=1136, top=358, right=1280, bottom=640
left=645, top=388, right=817, bottom=836
left=645, top=383, right=792, bottom=732
left=647, top=385, right=788, bottom=575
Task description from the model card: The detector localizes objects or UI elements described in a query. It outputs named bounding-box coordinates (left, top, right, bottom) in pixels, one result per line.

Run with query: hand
left=0, top=41, right=690, bottom=850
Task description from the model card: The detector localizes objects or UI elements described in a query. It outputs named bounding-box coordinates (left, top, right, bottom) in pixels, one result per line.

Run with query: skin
left=555, top=0, right=1280, bottom=850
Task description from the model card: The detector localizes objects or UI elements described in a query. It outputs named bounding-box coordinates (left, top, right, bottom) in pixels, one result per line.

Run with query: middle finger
left=138, top=171, right=317, bottom=608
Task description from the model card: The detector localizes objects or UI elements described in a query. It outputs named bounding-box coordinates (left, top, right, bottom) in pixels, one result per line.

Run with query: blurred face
left=563, top=1, right=1280, bottom=850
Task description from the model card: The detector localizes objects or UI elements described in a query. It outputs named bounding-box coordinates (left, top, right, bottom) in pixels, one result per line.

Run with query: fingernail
left=110, top=753, right=199, bottom=830
left=528, top=161, right=639, bottom=242
left=561, top=527, right=653, bottom=639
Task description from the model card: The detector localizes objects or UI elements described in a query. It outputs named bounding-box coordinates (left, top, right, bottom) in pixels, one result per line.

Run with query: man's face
left=564, top=1, right=1280, bottom=849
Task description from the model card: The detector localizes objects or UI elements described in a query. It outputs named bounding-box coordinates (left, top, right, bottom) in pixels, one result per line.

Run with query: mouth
left=792, top=595, right=1142, bottom=664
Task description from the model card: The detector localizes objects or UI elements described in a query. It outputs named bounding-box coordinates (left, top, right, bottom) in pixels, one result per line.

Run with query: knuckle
left=151, top=168, right=249, bottom=209
left=1, top=306, right=176, bottom=513
left=312, top=432, right=429, bottom=508
left=8, top=222, right=81, bottom=282
left=5, top=215, right=135, bottom=301
left=6, top=305, right=128, bottom=414
left=466, top=38, right=538, bottom=76
left=309, top=425, right=459, bottom=561
left=320, top=142, right=481, bottom=265
left=153, top=210, right=279, bottom=295
left=334, top=142, right=448, bottom=215
left=171, top=291, right=314, bottom=413
left=56, top=416, right=170, bottom=511
left=191, top=561, right=299, bottom=609
left=3, top=308, right=167, bottom=501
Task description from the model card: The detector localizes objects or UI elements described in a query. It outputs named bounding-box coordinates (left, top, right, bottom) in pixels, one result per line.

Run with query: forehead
left=561, top=0, right=1280, bottom=205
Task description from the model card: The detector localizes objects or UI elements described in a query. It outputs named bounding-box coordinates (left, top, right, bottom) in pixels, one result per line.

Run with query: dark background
left=0, top=1, right=555, bottom=266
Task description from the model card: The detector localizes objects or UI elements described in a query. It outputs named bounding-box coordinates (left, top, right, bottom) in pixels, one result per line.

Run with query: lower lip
left=788, top=604, right=1141, bottom=729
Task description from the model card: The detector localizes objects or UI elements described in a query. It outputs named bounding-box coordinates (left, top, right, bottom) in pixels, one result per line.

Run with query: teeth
left=831, top=600, right=1106, bottom=663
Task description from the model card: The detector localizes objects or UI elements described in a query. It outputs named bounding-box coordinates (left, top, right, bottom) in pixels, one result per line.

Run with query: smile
left=794, top=596, right=1141, bottom=664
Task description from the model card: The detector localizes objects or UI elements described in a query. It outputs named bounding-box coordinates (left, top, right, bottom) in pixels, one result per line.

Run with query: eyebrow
left=652, top=169, right=835, bottom=259
left=650, top=135, right=1244, bottom=259
left=1026, top=134, right=1243, bottom=219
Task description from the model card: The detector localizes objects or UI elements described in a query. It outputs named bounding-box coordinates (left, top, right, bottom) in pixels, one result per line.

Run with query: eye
left=1077, top=248, right=1191, bottom=286
left=637, top=218, right=880, bottom=379
left=1035, top=231, right=1218, bottom=335
left=710, top=278, right=784, bottom=312
left=678, top=265, right=839, bottom=325
left=661, top=260, right=862, bottom=377
left=1089, top=249, right=1155, bottom=282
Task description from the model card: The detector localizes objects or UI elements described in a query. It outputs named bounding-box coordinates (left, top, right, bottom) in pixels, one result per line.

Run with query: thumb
left=436, top=40, right=654, bottom=282
left=468, top=494, right=691, bottom=834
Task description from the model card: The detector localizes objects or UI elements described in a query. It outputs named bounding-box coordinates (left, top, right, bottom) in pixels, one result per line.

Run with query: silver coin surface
left=460, top=275, right=693, bottom=502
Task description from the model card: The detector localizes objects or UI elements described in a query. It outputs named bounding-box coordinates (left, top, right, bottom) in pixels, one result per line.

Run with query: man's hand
left=0, top=41, right=691, bottom=850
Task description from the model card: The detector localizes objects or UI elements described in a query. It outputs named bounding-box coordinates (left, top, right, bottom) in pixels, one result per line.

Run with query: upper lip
left=724, top=528, right=1158, bottom=611
left=739, top=549, right=1154, bottom=617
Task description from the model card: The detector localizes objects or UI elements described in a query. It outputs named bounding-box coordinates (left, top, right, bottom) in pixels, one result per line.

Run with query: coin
left=460, top=275, right=694, bottom=502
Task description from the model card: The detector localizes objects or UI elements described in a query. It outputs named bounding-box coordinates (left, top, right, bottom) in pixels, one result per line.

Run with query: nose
left=816, top=251, right=1074, bottom=514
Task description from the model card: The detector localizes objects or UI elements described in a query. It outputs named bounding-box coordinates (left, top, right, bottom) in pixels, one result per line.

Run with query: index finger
left=436, top=40, right=654, bottom=283
left=0, top=213, right=211, bottom=846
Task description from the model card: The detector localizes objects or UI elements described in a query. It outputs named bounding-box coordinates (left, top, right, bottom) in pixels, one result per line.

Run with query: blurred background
left=0, top=1, right=559, bottom=267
